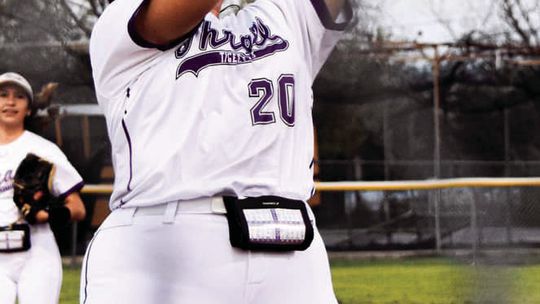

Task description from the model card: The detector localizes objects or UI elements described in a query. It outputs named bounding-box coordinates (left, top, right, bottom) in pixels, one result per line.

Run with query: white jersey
left=0, top=131, right=84, bottom=226
left=90, top=0, right=351, bottom=209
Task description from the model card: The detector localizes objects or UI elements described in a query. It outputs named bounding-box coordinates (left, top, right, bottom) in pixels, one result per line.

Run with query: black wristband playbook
left=0, top=223, right=31, bottom=253
left=223, top=196, right=314, bottom=252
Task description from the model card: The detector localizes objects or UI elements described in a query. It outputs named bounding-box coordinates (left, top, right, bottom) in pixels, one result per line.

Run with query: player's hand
left=31, top=191, right=47, bottom=222
left=33, top=190, right=44, bottom=201
left=18, top=191, right=49, bottom=224
left=34, top=189, right=48, bottom=223
left=35, top=209, right=50, bottom=223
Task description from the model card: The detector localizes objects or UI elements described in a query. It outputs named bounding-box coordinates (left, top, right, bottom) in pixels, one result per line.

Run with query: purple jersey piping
left=57, top=181, right=85, bottom=201
left=82, top=230, right=100, bottom=304
left=121, top=119, right=134, bottom=192
left=127, top=0, right=203, bottom=51
left=310, top=0, right=353, bottom=31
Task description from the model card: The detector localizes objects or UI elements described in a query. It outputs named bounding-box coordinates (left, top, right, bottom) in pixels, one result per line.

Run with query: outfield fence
left=72, top=178, right=540, bottom=257
left=311, top=178, right=540, bottom=259
left=58, top=178, right=540, bottom=265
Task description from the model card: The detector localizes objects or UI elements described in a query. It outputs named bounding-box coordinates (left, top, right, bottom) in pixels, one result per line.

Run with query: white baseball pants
left=80, top=198, right=337, bottom=304
left=0, top=225, right=62, bottom=304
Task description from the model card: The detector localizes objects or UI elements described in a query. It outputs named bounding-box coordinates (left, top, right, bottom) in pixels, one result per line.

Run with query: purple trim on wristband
left=58, top=181, right=85, bottom=201
left=309, top=0, right=353, bottom=31
left=127, top=0, right=203, bottom=51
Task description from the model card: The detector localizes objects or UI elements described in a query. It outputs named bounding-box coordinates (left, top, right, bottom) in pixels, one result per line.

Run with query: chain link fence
left=316, top=185, right=540, bottom=252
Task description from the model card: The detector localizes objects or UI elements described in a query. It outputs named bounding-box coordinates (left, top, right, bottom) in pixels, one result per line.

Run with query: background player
left=0, top=72, right=86, bottom=304
left=82, top=0, right=351, bottom=303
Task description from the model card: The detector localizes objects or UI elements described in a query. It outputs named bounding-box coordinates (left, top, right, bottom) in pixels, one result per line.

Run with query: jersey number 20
left=249, top=74, right=295, bottom=127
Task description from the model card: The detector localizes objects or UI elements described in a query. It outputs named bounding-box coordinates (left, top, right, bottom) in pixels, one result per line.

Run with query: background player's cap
left=0, top=72, right=34, bottom=103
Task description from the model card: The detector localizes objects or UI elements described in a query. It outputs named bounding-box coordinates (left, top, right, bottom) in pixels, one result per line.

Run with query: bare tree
left=423, top=0, right=540, bottom=47
left=0, top=0, right=114, bottom=99
left=0, top=0, right=107, bottom=52
left=500, top=0, right=540, bottom=47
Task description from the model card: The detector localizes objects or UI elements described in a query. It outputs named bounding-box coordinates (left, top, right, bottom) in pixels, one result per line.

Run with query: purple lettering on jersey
left=249, top=78, right=275, bottom=125
left=2, top=170, right=13, bottom=183
left=0, top=170, right=14, bottom=193
left=177, top=51, right=223, bottom=75
left=199, top=22, right=232, bottom=50
left=248, top=74, right=297, bottom=127
left=176, top=18, right=289, bottom=78
left=175, top=36, right=193, bottom=59
left=252, top=42, right=288, bottom=60
left=278, top=75, right=295, bottom=126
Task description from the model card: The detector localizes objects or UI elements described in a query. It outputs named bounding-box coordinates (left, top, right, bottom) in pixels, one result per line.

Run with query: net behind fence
left=314, top=179, right=540, bottom=253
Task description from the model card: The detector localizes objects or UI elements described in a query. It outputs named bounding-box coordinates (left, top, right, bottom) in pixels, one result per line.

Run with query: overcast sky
left=372, top=0, right=505, bottom=43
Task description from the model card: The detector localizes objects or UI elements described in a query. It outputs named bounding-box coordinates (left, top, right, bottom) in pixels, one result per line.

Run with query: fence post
left=434, top=190, right=442, bottom=253
left=70, top=222, right=78, bottom=267
left=432, top=46, right=442, bottom=254
left=505, top=189, right=513, bottom=245
left=383, top=192, right=391, bottom=244
left=344, top=191, right=357, bottom=249
left=471, top=190, right=478, bottom=264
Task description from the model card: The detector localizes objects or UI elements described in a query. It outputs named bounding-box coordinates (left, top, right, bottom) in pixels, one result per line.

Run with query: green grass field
left=60, top=257, right=540, bottom=304
left=331, top=257, right=540, bottom=304
left=60, top=267, right=81, bottom=304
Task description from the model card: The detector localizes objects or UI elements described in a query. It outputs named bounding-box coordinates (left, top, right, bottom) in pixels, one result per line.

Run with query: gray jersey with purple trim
left=90, top=0, right=352, bottom=209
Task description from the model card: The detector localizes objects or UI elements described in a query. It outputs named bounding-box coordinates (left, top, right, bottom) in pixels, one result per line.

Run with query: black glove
left=12, top=153, right=55, bottom=224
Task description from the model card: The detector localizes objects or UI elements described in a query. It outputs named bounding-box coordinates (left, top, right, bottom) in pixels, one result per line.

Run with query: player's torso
left=106, top=10, right=316, bottom=208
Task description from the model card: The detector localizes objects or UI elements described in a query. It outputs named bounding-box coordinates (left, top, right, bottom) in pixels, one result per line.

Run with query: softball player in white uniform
left=83, top=0, right=351, bottom=303
left=0, top=72, right=86, bottom=304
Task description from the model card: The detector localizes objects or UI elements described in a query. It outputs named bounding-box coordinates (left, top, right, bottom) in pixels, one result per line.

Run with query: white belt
left=132, top=197, right=227, bottom=219
left=100, top=198, right=227, bottom=228
left=109, top=197, right=315, bottom=227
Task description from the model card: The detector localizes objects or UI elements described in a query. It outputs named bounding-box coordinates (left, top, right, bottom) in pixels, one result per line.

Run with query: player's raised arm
left=133, top=0, right=221, bottom=46
left=325, top=0, right=348, bottom=20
